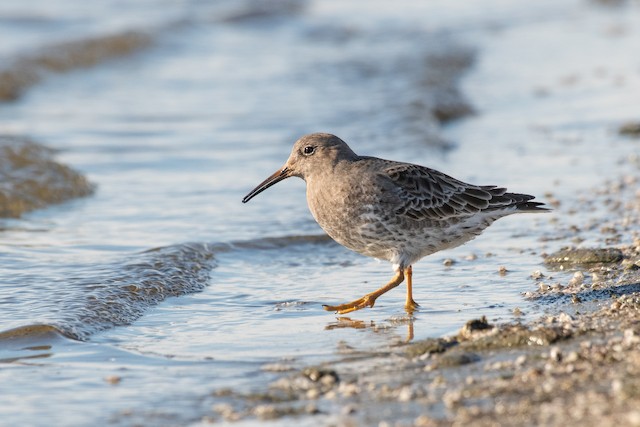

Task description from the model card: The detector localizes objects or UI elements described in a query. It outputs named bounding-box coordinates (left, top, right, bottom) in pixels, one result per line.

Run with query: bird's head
left=242, top=133, right=357, bottom=203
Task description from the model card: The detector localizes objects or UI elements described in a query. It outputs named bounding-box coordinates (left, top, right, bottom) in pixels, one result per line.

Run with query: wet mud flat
left=0, top=135, right=93, bottom=218
left=201, top=160, right=640, bottom=425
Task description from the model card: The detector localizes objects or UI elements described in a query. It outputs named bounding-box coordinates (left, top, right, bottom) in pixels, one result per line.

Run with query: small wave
left=0, top=234, right=333, bottom=340
left=64, top=242, right=216, bottom=340
left=12, top=235, right=333, bottom=341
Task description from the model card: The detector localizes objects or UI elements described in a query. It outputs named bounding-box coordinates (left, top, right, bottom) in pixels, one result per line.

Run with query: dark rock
left=406, top=337, right=457, bottom=358
left=619, top=121, right=640, bottom=137
left=544, top=247, right=624, bottom=267
left=458, top=316, right=494, bottom=339
left=433, top=351, right=481, bottom=368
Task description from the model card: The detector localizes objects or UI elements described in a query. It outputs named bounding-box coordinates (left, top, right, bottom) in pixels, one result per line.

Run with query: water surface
left=1, top=0, right=640, bottom=424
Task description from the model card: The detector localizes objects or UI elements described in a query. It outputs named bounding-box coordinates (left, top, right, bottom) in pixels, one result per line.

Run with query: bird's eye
left=303, top=146, right=315, bottom=156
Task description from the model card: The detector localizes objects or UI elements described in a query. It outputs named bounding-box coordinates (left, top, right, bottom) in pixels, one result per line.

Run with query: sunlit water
left=1, top=0, right=640, bottom=425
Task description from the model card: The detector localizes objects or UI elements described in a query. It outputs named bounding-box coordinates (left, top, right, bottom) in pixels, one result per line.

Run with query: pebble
left=531, top=270, right=545, bottom=280
left=212, top=403, right=240, bottom=422
left=565, top=351, right=580, bottom=363
left=431, top=375, right=446, bottom=387
left=414, top=415, right=437, bottom=427
left=323, top=390, right=337, bottom=399
left=341, top=404, right=358, bottom=415
left=611, top=379, right=623, bottom=395
left=442, top=389, right=463, bottom=408
left=253, top=404, right=278, bottom=420
left=338, top=382, right=360, bottom=397
left=623, top=328, right=640, bottom=346
left=397, top=386, right=415, bottom=402
left=568, top=271, right=585, bottom=287
left=549, top=347, right=563, bottom=362
left=305, top=404, right=320, bottom=414
left=104, top=375, right=121, bottom=385
left=262, top=363, right=295, bottom=372
left=306, top=388, right=320, bottom=399
left=558, top=312, right=574, bottom=324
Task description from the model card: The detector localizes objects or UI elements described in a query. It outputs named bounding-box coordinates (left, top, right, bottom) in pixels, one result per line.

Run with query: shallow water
left=1, top=0, right=640, bottom=424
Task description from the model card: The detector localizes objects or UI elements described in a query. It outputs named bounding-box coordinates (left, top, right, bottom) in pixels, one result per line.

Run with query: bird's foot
left=323, top=294, right=376, bottom=314
left=404, top=298, right=420, bottom=314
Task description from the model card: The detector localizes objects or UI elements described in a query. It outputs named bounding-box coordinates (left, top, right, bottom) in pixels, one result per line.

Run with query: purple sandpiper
left=242, top=133, right=548, bottom=314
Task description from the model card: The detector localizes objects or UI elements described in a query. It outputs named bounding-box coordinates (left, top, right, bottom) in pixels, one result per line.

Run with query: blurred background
left=1, top=0, right=639, bottom=425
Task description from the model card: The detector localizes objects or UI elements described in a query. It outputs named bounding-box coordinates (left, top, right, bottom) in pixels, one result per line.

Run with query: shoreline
left=207, top=247, right=640, bottom=425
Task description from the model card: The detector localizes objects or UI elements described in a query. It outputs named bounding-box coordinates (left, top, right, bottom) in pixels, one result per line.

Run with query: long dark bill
left=242, top=167, right=290, bottom=203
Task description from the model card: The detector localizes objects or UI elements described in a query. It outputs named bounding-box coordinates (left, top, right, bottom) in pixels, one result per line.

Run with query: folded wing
left=380, top=163, right=547, bottom=221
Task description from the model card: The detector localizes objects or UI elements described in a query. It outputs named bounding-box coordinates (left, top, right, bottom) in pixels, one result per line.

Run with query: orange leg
left=323, top=269, right=405, bottom=314
left=404, top=265, right=419, bottom=313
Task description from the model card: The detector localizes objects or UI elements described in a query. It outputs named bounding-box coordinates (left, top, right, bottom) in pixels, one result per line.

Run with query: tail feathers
left=516, top=200, right=550, bottom=212
left=506, top=193, right=550, bottom=213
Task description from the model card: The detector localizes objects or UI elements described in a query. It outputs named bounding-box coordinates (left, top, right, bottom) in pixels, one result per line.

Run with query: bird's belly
left=316, top=207, right=492, bottom=266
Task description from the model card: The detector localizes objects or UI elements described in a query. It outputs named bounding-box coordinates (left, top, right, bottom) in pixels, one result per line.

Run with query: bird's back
left=306, top=155, right=548, bottom=267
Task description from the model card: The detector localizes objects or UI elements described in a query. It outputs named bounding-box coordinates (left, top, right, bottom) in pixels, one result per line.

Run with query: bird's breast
left=305, top=174, right=395, bottom=259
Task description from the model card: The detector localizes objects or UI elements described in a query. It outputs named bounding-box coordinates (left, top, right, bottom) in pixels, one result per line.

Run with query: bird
left=242, top=133, right=548, bottom=314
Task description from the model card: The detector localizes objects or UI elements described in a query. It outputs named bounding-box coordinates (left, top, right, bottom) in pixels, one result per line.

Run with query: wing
left=379, top=163, right=533, bottom=221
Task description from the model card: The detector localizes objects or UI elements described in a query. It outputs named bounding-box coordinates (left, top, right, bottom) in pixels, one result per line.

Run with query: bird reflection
left=325, top=314, right=415, bottom=342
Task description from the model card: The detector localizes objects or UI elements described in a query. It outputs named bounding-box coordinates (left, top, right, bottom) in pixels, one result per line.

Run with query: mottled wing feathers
left=380, top=163, right=547, bottom=221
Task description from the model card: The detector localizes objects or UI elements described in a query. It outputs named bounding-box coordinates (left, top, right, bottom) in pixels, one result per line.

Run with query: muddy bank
left=203, top=251, right=640, bottom=425
left=0, top=135, right=94, bottom=218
